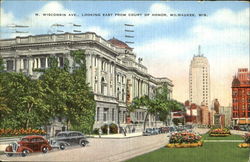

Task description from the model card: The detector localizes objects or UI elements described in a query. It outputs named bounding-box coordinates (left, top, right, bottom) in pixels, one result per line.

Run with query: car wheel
left=6, top=153, right=13, bottom=157
left=59, top=143, right=65, bottom=150
left=80, top=140, right=86, bottom=147
left=21, top=149, right=29, bottom=157
left=42, top=146, right=48, bottom=153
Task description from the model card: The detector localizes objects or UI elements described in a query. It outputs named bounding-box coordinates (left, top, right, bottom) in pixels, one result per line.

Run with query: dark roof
left=232, top=77, right=241, bottom=86
left=108, top=38, right=132, bottom=49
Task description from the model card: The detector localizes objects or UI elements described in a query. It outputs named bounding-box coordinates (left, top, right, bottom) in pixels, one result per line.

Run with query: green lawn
left=202, top=133, right=244, bottom=140
left=127, top=143, right=249, bottom=162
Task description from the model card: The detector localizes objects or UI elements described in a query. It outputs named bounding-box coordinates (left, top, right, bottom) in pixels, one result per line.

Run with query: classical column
left=15, top=57, right=20, bottom=72
left=20, top=58, right=23, bottom=70
left=28, top=57, right=33, bottom=75
left=91, top=54, right=95, bottom=91
left=57, top=57, right=60, bottom=67
left=34, top=58, right=37, bottom=69
left=45, top=57, right=48, bottom=68
left=37, top=58, right=41, bottom=69
left=97, top=57, right=102, bottom=94
left=86, top=54, right=91, bottom=84
left=107, top=62, right=111, bottom=96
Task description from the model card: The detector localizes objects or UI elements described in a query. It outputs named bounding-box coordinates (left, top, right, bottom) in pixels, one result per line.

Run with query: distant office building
left=219, top=106, right=232, bottom=127
left=189, top=46, right=210, bottom=107
left=232, top=68, right=250, bottom=125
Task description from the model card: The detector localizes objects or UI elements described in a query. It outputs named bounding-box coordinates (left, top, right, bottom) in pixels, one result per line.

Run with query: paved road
left=0, top=134, right=168, bottom=162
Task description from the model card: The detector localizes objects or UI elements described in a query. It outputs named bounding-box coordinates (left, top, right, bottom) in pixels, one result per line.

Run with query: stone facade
left=0, top=32, right=173, bottom=133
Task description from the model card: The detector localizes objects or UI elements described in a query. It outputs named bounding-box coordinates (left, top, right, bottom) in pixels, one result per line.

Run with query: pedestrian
left=132, top=127, right=135, bottom=133
left=98, top=128, right=102, bottom=138
left=123, top=127, right=127, bottom=136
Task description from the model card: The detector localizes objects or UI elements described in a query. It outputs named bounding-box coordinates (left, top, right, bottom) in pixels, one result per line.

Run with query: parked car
left=5, top=135, right=52, bottom=157
left=160, top=127, right=169, bottom=133
left=153, top=128, right=161, bottom=134
left=233, top=125, right=240, bottom=130
left=168, top=126, right=176, bottom=132
left=143, top=128, right=153, bottom=136
left=50, top=131, right=89, bottom=150
left=239, top=125, right=249, bottom=131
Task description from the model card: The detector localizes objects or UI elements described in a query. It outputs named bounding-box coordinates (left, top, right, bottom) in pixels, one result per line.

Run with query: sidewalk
left=91, top=132, right=142, bottom=139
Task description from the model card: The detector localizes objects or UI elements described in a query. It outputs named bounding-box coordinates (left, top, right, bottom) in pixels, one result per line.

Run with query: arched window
left=101, top=77, right=107, bottom=95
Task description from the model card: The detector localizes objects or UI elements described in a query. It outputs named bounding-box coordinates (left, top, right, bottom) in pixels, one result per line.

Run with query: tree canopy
left=0, top=50, right=95, bottom=134
left=128, top=83, right=184, bottom=130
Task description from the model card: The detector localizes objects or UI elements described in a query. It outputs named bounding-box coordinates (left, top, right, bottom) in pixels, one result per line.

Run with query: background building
left=189, top=46, right=211, bottom=107
left=219, top=106, right=232, bottom=127
left=0, top=32, right=173, bottom=135
left=232, top=68, right=250, bottom=125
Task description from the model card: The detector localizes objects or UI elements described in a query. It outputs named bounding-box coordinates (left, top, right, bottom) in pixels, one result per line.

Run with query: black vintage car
left=50, top=131, right=89, bottom=150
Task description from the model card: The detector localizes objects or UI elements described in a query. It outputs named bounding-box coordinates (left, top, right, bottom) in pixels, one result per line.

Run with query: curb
left=91, top=135, right=142, bottom=139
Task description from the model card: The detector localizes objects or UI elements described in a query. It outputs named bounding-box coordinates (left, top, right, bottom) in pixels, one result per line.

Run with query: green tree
left=69, top=50, right=96, bottom=133
left=0, top=72, right=49, bottom=129
left=40, top=50, right=95, bottom=134
left=0, top=57, right=4, bottom=72
left=129, top=83, right=184, bottom=130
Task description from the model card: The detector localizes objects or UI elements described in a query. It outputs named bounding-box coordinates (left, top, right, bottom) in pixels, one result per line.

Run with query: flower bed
left=166, top=132, right=202, bottom=148
left=209, top=128, right=231, bottom=137
left=0, top=128, right=46, bottom=137
left=238, top=133, right=250, bottom=148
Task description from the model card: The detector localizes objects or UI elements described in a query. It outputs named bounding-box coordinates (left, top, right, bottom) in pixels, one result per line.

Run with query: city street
left=0, top=134, right=168, bottom=162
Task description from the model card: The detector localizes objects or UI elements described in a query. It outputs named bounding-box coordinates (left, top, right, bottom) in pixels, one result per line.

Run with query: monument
left=213, top=99, right=225, bottom=128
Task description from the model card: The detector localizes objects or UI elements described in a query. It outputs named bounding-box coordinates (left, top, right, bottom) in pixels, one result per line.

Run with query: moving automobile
left=143, top=128, right=153, bottom=136
left=5, top=135, right=52, bottom=157
left=50, top=131, right=89, bottom=150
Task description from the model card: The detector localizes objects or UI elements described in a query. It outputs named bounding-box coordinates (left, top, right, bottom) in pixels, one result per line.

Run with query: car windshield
left=21, top=138, right=29, bottom=142
left=57, top=133, right=68, bottom=137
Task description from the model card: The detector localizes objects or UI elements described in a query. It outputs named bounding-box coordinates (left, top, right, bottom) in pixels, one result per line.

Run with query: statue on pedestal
left=214, top=99, right=220, bottom=114
left=213, top=99, right=223, bottom=128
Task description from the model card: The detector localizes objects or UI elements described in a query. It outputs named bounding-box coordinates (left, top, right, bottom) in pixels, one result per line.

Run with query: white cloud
left=134, top=7, right=249, bottom=106
left=199, top=8, right=249, bottom=27
left=28, top=1, right=79, bottom=28
left=0, top=8, right=15, bottom=27
left=109, top=3, right=178, bottom=25
left=0, top=1, right=111, bottom=39
left=85, top=26, right=111, bottom=39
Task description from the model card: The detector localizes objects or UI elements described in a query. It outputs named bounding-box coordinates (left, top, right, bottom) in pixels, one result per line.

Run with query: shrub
left=243, top=133, right=250, bottom=143
left=169, top=132, right=201, bottom=144
left=0, top=128, right=46, bottom=137
left=109, top=123, right=118, bottom=134
left=101, top=124, right=108, bottom=134
left=209, top=128, right=231, bottom=135
left=100, top=123, right=118, bottom=134
left=92, top=128, right=99, bottom=135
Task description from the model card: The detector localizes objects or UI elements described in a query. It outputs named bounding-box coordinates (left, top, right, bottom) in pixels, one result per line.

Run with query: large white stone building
left=0, top=32, right=173, bottom=134
left=189, top=46, right=211, bottom=107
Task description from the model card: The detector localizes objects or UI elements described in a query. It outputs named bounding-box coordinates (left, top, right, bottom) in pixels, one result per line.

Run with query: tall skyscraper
left=189, top=46, right=211, bottom=107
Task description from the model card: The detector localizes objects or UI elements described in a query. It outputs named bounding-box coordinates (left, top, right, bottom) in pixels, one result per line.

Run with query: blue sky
left=1, top=1, right=249, bottom=106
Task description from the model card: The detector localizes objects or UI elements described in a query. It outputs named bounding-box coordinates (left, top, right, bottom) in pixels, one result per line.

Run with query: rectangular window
left=6, top=60, right=14, bottom=71
left=59, top=57, right=64, bottom=67
left=112, top=108, right=114, bottom=121
left=22, top=59, right=28, bottom=70
left=103, top=108, right=109, bottom=122
left=40, top=58, right=46, bottom=68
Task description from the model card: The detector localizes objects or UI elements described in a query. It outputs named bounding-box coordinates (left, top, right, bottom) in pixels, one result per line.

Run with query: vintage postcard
left=0, top=0, right=249, bottom=162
